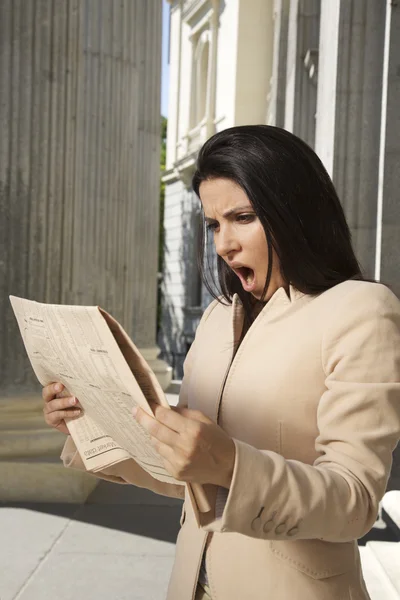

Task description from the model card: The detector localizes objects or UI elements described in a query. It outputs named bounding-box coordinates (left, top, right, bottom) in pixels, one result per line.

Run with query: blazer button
left=251, top=508, right=265, bottom=532
left=262, top=519, right=275, bottom=533
left=275, top=523, right=287, bottom=535
left=287, top=526, right=299, bottom=537
left=251, top=519, right=261, bottom=532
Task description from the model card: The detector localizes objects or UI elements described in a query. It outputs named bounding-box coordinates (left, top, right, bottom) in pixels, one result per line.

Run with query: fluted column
left=333, top=1, right=386, bottom=277
left=284, top=0, right=320, bottom=147
left=377, top=2, right=400, bottom=297
left=268, top=0, right=290, bottom=127
left=0, top=0, right=170, bottom=501
left=376, top=1, right=400, bottom=489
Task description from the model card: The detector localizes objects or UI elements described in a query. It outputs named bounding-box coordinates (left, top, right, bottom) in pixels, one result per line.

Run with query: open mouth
left=234, top=266, right=256, bottom=292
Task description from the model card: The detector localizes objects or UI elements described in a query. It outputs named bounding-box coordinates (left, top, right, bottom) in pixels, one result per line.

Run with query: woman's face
left=199, top=178, right=285, bottom=301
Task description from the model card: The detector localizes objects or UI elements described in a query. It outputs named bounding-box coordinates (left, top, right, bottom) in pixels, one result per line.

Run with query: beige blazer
left=62, top=280, right=400, bottom=600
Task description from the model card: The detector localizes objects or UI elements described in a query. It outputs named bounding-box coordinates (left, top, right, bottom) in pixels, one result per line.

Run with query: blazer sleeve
left=60, top=299, right=219, bottom=500
left=199, top=284, right=400, bottom=542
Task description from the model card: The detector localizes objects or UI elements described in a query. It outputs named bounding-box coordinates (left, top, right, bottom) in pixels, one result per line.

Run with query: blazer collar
left=232, top=284, right=304, bottom=314
left=231, top=285, right=305, bottom=340
left=202, top=286, right=306, bottom=427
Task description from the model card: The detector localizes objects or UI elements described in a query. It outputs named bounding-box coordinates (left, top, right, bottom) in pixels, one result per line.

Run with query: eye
left=236, top=213, right=255, bottom=223
left=206, top=221, right=219, bottom=232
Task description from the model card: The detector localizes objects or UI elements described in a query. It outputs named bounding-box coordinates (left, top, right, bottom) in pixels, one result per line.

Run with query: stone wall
left=0, top=0, right=170, bottom=501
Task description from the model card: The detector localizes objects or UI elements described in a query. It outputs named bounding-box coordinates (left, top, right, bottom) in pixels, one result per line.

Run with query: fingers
left=42, top=383, right=83, bottom=436
left=150, top=440, right=186, bottom=479
left=151, top=404, right=199, bottom=432
left=134, top=404, right=212, bottom=438
left=42, top=382, right=64, bottom=403
left=134, top=406, right=180, bottom=446
left=142, top=430, right=195, bottom=482
left=43, top=396, right=78, bottom=414
left=43, top=395, right=81, bottom=427
left=44, top=407, right=81, bottom=427
left=44, top=407, right=81, bottom=426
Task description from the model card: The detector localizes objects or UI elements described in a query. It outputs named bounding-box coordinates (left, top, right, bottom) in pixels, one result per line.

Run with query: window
left=190, top=29, right=210, bottom=129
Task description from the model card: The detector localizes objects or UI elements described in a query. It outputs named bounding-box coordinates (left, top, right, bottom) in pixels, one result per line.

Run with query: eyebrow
left=204, top=205, right=254, bottom=222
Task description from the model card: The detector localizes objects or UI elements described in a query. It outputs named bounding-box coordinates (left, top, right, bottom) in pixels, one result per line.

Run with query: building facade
left=160, top=0, right=400, bottom=486
left=160, top=0, right=400, bottom=373
left=160, top=0, right=274, bottom=374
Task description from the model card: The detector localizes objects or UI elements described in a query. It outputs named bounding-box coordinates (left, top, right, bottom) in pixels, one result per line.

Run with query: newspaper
left=10, top=295, right=210, bottom=512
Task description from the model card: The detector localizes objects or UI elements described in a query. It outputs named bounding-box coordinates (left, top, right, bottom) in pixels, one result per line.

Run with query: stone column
left=314, top=0, right=341, bottom=177
left=284, top=0, right=299, bottom=132
left=375, top=1, right=400, bottom=490
left=268, top=0, right=290, bottom=127
left=284, top=0, right=320, bottom=148
left=0, top=0, right=170, bottom=502
left=332, top=0, right=386, bottom=277
left=376, top=1, right=400, bottom=297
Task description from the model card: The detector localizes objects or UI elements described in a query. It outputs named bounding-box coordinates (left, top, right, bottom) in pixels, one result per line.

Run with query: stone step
left=165, top=391, right=180, bottom=407
left=166, top=379, right=182, bottom=395
left=0, top=426, right=64, bottom=459
left=360, top=542, right=400, bottom=599
left=0, top=457, right=98, bottom=503
left=0, top=395, right=99, bottom=503
left=0, top=395, right=54, bottom=458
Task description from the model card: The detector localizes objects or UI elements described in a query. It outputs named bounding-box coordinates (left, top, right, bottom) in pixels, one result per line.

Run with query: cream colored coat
left=62, top=280, right=400, bottom=600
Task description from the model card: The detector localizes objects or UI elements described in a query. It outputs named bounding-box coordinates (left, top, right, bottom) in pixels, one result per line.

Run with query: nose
left=214, top=224, right=240, bottom=258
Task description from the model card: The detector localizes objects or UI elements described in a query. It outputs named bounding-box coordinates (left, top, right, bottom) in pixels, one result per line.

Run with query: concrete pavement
left=1, top=483, right=182, bottom=600
left=1, top=392, right=183, bottom=600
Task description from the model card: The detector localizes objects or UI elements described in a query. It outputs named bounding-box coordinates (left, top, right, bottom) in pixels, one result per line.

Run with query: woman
left=43, top=126, right=400, bottom=600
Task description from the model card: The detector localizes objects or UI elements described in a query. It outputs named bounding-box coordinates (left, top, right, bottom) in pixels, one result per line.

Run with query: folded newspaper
left=10, top=295, right=210, bottom=513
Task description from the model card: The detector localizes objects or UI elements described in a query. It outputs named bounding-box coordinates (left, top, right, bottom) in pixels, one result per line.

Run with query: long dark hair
left=192, top=125, right=364, bottom=322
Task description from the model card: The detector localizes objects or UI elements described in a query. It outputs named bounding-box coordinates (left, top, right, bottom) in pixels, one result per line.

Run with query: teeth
left=246, top=272, right=253, bottom=284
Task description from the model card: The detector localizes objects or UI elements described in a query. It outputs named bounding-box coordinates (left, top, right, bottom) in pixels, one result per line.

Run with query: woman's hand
left=42, top=383, right=82, bottom=435
left=133, top=404, right=235, bottom=489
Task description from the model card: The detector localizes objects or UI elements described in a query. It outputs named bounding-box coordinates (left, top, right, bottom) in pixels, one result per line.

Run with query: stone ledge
left=0, top=459, right=98, bottom=503
left=166, top=380, right=182, bottom=395
left=0, top=395, right=98, bottom=503
left=0, top=394, right=43, bottom=415
left=0, top=394, right=66, bottom=459
left=0, top=427, right=65, bottom=459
